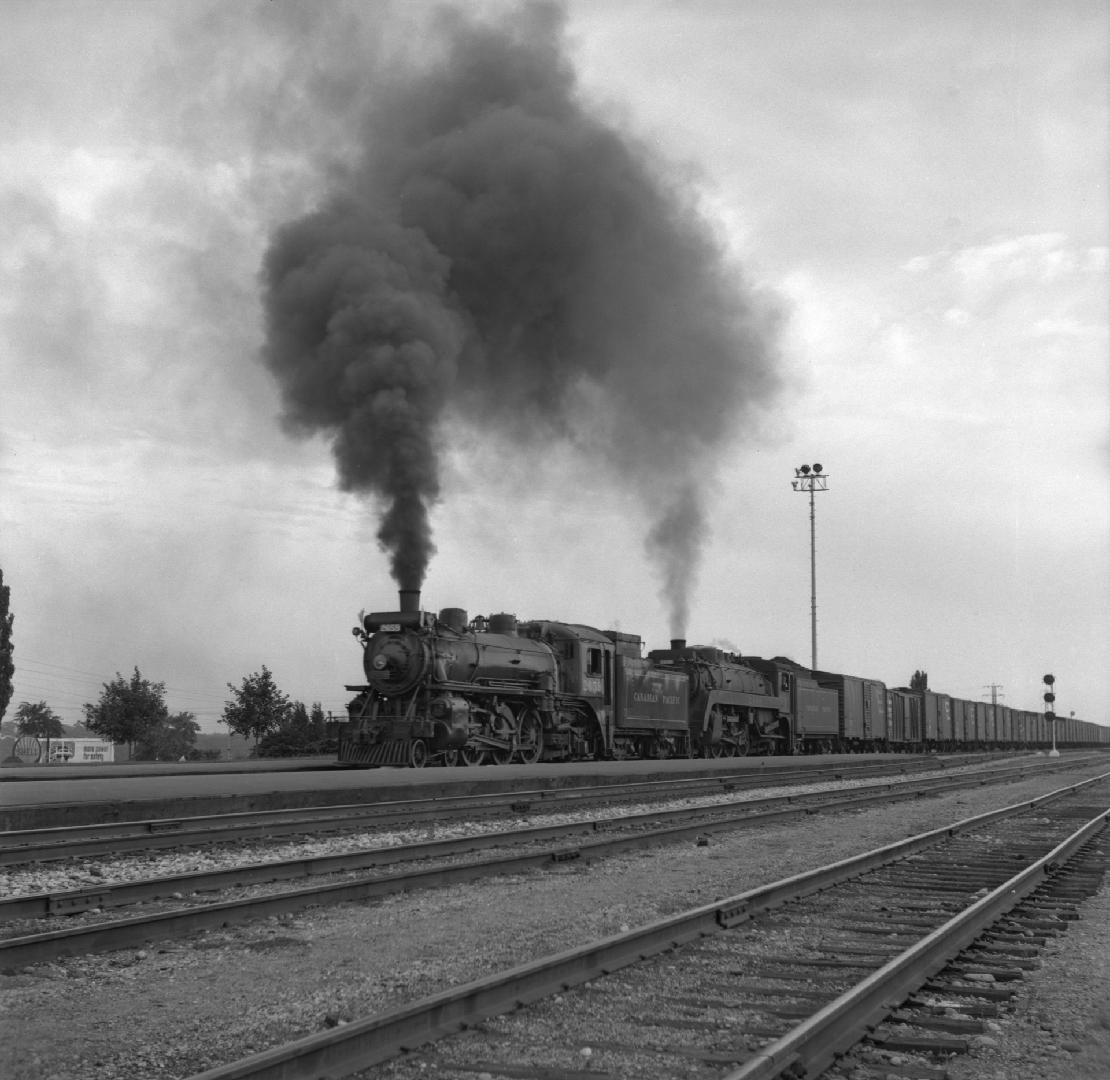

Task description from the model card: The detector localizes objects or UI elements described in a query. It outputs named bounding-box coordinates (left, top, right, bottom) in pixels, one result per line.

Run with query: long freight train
left=339, top=590, right=1108, bottom=766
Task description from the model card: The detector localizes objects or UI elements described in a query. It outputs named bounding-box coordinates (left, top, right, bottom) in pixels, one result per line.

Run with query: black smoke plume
left=262, top=2, right=781, bottom=632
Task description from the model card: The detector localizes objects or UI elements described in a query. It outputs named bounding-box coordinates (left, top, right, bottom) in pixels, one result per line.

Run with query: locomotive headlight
left=372, top=655, right=389, bottom=670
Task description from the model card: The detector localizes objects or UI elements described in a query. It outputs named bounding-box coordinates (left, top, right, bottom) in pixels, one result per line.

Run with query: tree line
left=8, top=665, right=335, bottom=762
left=1, top=569, right=334, bottom=761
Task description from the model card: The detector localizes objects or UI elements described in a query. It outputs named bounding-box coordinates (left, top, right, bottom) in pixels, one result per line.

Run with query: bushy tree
left=223, top=666, right=291, bottom=745
left=84, top=668, right=168, bottom=756
left=15, top=701, right=65, bottom=740
left=134, top=711, right=201, bottom=762
left=0, top=568, right=13, bottom=725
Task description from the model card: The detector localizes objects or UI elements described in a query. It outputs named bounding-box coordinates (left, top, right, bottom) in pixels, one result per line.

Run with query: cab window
left=586, top=647, right=603, bottom=677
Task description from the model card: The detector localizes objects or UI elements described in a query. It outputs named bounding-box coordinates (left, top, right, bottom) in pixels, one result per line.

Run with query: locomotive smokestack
left=671, top=638, right=686, bottom=652
left=399, top=589, right=420, bottom=614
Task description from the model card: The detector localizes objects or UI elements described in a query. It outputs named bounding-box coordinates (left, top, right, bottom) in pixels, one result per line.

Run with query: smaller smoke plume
left=261, top=2, right=782, bottom=633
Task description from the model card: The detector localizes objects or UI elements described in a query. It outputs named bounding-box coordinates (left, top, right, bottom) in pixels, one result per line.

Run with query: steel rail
left=0, top=768, right=990, bottom=924
left=721, top=805, right=1110, bottom=1080
left=0, top=757, right=1074, bottom=927
left=0, top=761, right=925, bottom=863
left=1, top=762, right=1085, bottom=970
left=0, top=755, right=1068, bottom=866
left=162, top=772, right=1108, bottom=1080
left=0, top=754, right=1074, bottom=923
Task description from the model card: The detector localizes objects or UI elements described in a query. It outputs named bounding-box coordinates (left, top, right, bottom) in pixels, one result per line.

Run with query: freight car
left=339, top=590, right=1108, bottom=766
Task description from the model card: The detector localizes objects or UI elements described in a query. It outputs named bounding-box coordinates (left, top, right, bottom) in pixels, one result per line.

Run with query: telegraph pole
left=791, top=464, right=828, bottom=671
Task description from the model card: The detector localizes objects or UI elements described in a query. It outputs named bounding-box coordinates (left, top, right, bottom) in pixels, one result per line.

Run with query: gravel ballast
left=1, top=760, right=1107, bottom=1080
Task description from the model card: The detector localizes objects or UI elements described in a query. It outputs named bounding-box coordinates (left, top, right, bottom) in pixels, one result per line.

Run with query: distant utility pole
left=791, top=463, right=828, bottom=671
left=982, top=684, right=1005, bottom=706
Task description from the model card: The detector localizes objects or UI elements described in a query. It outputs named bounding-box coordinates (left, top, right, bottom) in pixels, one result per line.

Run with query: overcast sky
left=2, top=0, right=1106, bottom=734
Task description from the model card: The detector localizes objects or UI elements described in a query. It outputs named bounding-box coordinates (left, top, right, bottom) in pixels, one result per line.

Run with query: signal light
left=1044, top=692, right=1055, bottom=703
left=800, top=464, right=811, bottom=475
left=1043, top=673, right=1055, bottom=685
left=813, top=463, right=823, bottom=474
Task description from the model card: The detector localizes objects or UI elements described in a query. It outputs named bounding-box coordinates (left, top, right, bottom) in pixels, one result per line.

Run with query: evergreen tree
left=0, top=568, right=13, bottom=725
left=288, top=700, right=311, bottom=740
left=309, top=701, right=328, bottom=744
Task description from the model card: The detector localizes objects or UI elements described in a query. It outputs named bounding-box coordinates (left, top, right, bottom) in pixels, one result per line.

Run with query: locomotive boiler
left=341, top=590, right=691, bottom=766
left=647, top=641, right=787, bottom=756
left=647, top=644, right=841, bottom=756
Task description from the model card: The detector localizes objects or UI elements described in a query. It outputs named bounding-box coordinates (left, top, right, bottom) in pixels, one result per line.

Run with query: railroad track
left=0, top=762, right=906, bottom=863
left=176, top=770, right=1109, bottom=1080
left=1, top=758, right=1101, bottom=974
left=0, top=754, right=1075, bottom=865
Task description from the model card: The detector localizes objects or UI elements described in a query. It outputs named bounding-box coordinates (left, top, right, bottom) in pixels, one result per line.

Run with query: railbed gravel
left=0, top=761, right=1066, bottom=940
left=1, top=756, right=1107, bottom=1080
left=0, top=758, right=1059, bottom=898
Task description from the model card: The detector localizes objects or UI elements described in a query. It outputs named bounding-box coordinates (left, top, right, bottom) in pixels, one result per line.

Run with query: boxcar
left=935, top=693, right=953, bottom=748
left=814, top=672, right=887, bottom=751
left=887, top=689, right=920, bottom=747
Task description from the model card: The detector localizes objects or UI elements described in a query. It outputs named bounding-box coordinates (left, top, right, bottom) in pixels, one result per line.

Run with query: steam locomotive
left=342, top=590, right=688, bottom=766
left=339, top=590, right=1107, bottom=766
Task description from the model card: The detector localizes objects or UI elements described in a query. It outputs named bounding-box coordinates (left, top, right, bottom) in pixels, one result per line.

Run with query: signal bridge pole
left=791, top=463, right=828, bottom=672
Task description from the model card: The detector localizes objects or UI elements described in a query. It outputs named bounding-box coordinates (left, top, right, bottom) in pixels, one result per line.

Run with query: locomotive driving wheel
left=488, top=704, right=517, bottom=766
left=408, top=739, right=428, bottom=768
left=460, top=744, right=487, bottom=766
left=515, top=708, right=543, bottom=765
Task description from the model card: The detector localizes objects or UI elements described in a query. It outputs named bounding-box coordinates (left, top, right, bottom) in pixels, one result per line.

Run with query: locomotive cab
left=518, top=621, right=689, bottom=759
left=520, top=621, right=610, bottom=700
